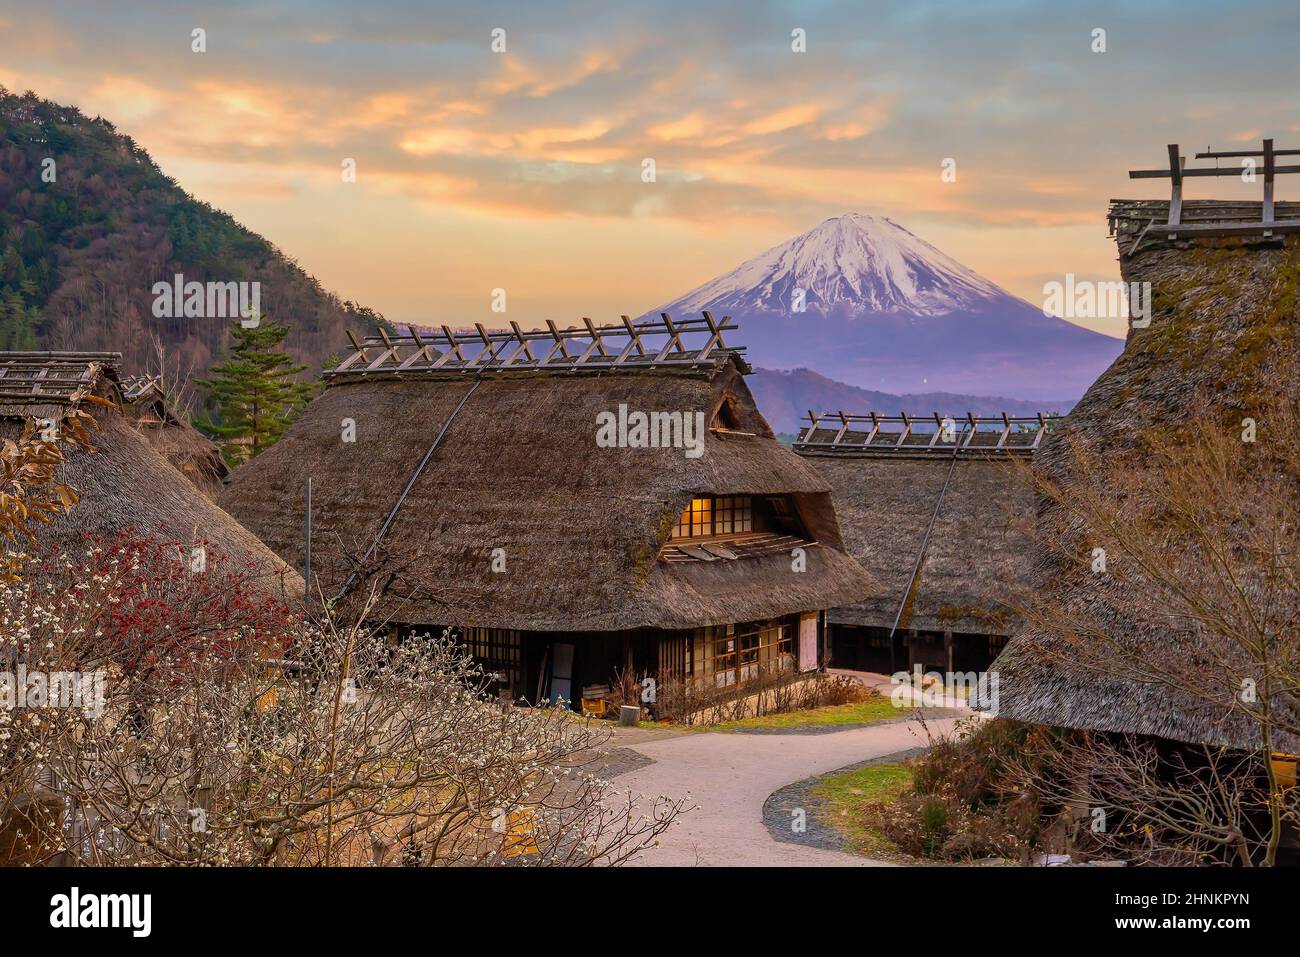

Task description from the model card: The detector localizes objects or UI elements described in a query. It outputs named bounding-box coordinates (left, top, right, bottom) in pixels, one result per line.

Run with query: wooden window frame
left=671, top=494, right=754, bottom=540
left=701, top=620, right=794, bottom=689
left=460, top=627, right=523, bottom=692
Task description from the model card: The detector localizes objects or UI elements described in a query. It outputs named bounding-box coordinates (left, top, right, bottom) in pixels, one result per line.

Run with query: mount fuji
left=644, top=213, right=1122, bottom=399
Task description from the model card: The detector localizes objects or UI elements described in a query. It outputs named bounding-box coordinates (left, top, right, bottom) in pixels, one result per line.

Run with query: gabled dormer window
left=712, top=396, right=742, bottom=430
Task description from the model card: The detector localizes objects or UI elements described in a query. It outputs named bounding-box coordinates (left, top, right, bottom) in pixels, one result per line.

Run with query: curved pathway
left=609, top=715, right=963, bottom=867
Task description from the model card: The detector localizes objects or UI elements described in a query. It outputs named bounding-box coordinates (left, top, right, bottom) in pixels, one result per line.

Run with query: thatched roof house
left=993, top=187, right=1300, bottom=752
left=0, top=351, right=301, bottom=600
left=120, top=374, right=228, bottom=499
left=219, top=316, right=873, bottom=706
left=794, top=413, right=1041, bottom=674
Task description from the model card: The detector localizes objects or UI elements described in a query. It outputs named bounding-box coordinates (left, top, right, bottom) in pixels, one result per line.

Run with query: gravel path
left=609, top=715, right=963, bottom=866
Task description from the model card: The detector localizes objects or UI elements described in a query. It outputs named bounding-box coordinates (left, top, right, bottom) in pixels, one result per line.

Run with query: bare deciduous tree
left=2, top=549, right=685, bottom=866
left=1009, top=373, right=1300, bottom=864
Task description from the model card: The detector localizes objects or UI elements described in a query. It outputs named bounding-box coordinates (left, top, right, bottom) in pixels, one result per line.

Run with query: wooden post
left=805, top=410, right=822, bottom=444
left=503, top=321, right=534, bottom=366
left=654, top=313, right=686, bottom=361
left=894, top=412, right=912, bottom=447
left=579, top=316, right=610, bottom=363
left=928, top=412, right=945, bottom=448
left=304, top=476, right=312, bottom=597
left=832, top=412, right=851, bottom=447
left=544, top=320, right=571, bottom=361
left=1167, top=143, right=1184, bottom=228
left=1263, top=137, right=1276, bottom=227
left=865, top=412, right=881, bottom=446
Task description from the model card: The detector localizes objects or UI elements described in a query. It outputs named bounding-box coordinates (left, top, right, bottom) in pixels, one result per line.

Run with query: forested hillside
left=0, top=87, right=386, bottom=391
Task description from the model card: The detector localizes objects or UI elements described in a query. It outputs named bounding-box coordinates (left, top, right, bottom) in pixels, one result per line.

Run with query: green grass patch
left=813, top=762, right=914, bottom=857
left=705, top=697, right=905, bottom=732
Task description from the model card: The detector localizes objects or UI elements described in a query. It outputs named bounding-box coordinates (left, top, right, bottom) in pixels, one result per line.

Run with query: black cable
left=334, top=376, right=483, bottom=603
left=887, top=424, right=966, bottom=645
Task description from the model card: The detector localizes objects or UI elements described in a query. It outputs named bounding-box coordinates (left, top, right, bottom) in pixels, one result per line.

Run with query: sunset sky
left=2, top=0, right=1298, bottom=338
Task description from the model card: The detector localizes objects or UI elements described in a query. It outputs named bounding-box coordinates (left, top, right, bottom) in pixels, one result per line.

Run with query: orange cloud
left=400, top=118, right=621, bottom=164
left=514, top=120, right=612, bottom=152
left=86, top=75, right=166, bottom=123
left=480, top=49, right=620, bottom=98
left=743, top=102, right=823, bottom=135
left=820, top=100, right=892, bottom=141
left=400, top=128, right=487, bottom=157
left=649, top=113, right=708, bottom=141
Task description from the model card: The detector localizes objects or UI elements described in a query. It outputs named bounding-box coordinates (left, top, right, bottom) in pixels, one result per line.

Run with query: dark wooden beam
left=1264, top=138, right=1276, bottom=225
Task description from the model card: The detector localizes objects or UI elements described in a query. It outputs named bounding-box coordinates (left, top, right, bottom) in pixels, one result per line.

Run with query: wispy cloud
left=2, top=0, right=1298, bottom=323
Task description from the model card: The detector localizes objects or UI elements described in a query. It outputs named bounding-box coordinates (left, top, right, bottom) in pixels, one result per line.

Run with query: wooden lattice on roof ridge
left=794, top=411, right=1051, bottom=458
left=0, top=351, right=121, bottom=405
left=1110, top=138, right=1300, bottom=241
left=120, top=373, right=165, bottom=404
left=324, top=312, right=743, bottom=379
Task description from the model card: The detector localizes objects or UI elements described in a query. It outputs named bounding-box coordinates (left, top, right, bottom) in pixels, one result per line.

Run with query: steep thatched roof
left=219, top=342, right=873, bottom=632
left=120, top=374, right=228, bottom=500
left=0, top=353, right=301, bottom=600
left=795, top=419, right=1038, bottom=635
left=993, top=202, right=1300, bottom=751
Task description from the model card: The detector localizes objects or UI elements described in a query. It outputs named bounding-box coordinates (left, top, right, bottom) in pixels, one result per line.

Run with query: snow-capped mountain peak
left=644, top=212, right=1123, bottom=399
left=658, top=212, right=1015, bottom=318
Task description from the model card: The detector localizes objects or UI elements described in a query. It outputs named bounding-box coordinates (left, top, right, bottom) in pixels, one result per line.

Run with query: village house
left=0, top=351, right=301, bottom=597
left=793, top=412, right=1041, bottom=676
left=993, top=142, right=1300, bottom=781
left=0, top=351, right=304, bottom=866
left=119, top=373, right=229, bottom=501
left=219, top=315, right=873, bottom=710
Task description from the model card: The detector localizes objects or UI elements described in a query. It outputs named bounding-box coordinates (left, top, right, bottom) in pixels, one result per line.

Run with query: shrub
left=868, top=718, right=1061, bottom=862
left=637, top=669, right=866, bottom=725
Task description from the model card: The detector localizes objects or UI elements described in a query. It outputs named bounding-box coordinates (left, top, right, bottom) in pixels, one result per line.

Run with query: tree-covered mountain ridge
left=0, top=87, right=387, bottom=390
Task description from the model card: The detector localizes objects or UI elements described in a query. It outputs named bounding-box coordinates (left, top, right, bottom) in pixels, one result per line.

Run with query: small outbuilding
left=120, top=373, right=229, bottom=500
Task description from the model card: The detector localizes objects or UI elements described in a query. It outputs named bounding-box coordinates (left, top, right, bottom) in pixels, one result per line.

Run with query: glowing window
left=671, top=495, right=753, bottom=539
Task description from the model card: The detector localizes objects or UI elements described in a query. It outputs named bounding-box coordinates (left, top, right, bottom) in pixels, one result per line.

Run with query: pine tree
left=0, top=283, right=42, bottom=350
left=196, top=317, right=316, bottom=465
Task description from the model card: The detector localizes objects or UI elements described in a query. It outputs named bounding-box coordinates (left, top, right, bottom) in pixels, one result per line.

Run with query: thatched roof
left=219, top=339, right=873, bottom=632
left=795, top=418, right=1037, bottom=635
left=993, top=202, right=1300, bottom=751
left=119, top=374, right=229, bottom=500
left=0, top=353, right=301, bottom=600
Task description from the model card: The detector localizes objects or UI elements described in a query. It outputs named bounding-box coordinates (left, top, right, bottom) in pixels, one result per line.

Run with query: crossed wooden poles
left=1128, top=138, right=1300, bottom=237
left=795, top=411, right=1049, bottom=457
left=327, top=312, right=740, bottom=377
